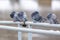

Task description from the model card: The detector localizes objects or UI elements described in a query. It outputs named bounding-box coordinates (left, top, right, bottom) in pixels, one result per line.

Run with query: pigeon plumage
left=31, top=11, right=46, bottom=23
left=47, top=13, right=59, bottom=24
left=10, top=11, right=28, bottom=27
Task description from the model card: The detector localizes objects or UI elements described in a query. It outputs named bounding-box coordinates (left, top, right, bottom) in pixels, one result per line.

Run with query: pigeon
left=10, top=11, right=28, bottom=27
left=31, top=11, right=46, bottom=23
left=47, top=13, right=59, bottom=24
left=10, top=11, right=20, bottom=21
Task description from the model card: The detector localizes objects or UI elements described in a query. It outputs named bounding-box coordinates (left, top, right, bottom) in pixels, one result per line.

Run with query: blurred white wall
left=20, top=0, right=40, bottom=11
left=52, top=0, right=60, bottom=11
left=0, top=0, right=12, bottom=11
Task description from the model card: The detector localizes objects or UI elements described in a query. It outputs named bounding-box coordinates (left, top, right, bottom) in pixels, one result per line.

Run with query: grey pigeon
left=10, top=11, right=28, bottom=27
left=31, top=11, right=46, bottom=23
left=47, top=13, right=59, bottom=24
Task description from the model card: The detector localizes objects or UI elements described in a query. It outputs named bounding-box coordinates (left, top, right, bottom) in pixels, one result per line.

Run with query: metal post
left=28, top=25, right=32, bottom=40
left=18, top=24, right=22, bottom=40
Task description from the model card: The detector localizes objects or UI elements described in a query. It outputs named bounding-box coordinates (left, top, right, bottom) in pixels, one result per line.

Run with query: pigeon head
left=31, top=11, right=39, bottom=17
left=10, top=11, right=15, bottom=18
left=17, top=12, right=24, bottom=19
left=47, top=13, right=52, bottom=19
left=18, top=12, right=24, bottom=16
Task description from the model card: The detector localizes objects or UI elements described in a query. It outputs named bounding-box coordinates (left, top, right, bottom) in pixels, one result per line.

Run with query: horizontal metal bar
left=0, top=21, right=60, bottom=28
left=0, top=25, right=60, bottom=36
left=0, top=21, right=23, bottom=24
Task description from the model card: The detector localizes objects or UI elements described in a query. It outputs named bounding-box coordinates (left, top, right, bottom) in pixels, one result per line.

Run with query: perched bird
left=47, top=13, right=59, bottom=24
left=18, top=12, right=28, bottom=27
left=31, top=11, right=46, bottom=23
left=16, top=12, right=27, bottom=22
left=10, top=11, right=28, bottom=27
left=10, top=11, right=20, bottom=21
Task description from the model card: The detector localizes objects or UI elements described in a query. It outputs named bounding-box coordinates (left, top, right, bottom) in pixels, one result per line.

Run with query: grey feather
left=31, top=11, right=46, bottom=23
left=47, top=13, right=59, bottom=24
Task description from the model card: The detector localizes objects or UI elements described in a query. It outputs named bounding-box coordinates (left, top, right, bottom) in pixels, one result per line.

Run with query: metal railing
left=0, top=21, right=60, bottom=40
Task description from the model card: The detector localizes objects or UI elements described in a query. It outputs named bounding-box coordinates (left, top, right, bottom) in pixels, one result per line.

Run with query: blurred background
left=0, top=0, right=60, bottom=40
